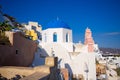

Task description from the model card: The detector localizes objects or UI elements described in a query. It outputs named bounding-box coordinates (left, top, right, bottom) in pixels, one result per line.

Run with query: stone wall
left=0, top=57, right=59, bottom=80
left=0, top=31, right=37, bottom=66
left=72, top=74, right=84, bottom=80
left=96, top=64, right=106, bottom=76
left=0, top=66, right=50, bottom=79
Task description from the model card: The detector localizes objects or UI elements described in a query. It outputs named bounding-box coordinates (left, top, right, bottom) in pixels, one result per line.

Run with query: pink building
left=84, top=27, right=95, bottom=53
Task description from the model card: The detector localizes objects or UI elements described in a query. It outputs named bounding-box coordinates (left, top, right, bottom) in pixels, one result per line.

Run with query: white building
left=24, top=21, right=42, bottom=40
left=33, top=19, right=97, bottom=80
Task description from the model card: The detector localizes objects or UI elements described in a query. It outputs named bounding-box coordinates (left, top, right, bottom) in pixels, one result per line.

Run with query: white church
left=24, top=19, right=99, bottom=80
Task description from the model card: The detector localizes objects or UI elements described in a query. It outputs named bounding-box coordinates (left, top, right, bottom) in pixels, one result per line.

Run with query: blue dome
left=44, top=19, right=71, bottom=30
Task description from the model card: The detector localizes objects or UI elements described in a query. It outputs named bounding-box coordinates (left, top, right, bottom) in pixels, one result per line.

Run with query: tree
left=0, top=21, right=12, bottom=31
left=3, top=14, right=23, bottom=28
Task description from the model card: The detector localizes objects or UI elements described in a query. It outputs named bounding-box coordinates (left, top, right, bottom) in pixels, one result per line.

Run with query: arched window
left=53, top=32, right=57, bottom=42
left=66, top=33, right=69, bottom=42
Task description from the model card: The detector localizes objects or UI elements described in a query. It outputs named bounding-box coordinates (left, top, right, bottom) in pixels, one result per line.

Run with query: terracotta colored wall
left=61, top=68, right=69, bottom=80
left=0, top=31, right=37, bottom=66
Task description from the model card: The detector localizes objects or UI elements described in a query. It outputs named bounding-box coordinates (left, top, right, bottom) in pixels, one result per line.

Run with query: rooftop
left=43, top=19, right=71, bottom=30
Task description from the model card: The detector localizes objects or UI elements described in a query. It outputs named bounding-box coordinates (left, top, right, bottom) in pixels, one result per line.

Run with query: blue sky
left=1, top=0, right=120, bottom=48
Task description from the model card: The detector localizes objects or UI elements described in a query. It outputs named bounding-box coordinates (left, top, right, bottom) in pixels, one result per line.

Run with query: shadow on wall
left=32, top=47, right=49, bottom=66
left=37, top=31, right=42, bottom=40
left=38, top=47, right=49, bottom=57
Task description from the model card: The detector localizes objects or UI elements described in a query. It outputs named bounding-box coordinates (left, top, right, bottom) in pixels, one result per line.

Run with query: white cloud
left=104, top=32, right=120, bottom=36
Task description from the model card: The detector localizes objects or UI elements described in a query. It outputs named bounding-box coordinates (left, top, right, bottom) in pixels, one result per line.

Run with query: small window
left=16, top=50, right=18, bottom=54
left=53, top=32, right=57, bottom=42
left=66, top=33, right=69, bottom=42
left=32, top=26, right=36, bottom=32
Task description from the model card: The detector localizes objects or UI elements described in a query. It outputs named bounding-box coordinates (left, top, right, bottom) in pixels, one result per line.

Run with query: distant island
left=100, top=47, right=120, bottom=55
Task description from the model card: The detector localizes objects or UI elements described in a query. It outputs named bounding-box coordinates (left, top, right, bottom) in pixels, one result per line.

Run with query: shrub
left=115, top=67, right=120, bottom=76
left=0, top=31, right=11, bottom=45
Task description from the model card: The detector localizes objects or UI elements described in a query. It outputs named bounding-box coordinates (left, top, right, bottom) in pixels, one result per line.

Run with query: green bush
left=0, top=21, right=12, bottom=31
left=96, top=59, right=99, bottom=64
left=0, top=32, right=11, bottom=45
left=115, top=67, right=120, bottom=76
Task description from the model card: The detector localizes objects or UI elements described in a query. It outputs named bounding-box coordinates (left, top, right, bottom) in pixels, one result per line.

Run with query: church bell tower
left=84, top=27, right=95, bottom=53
